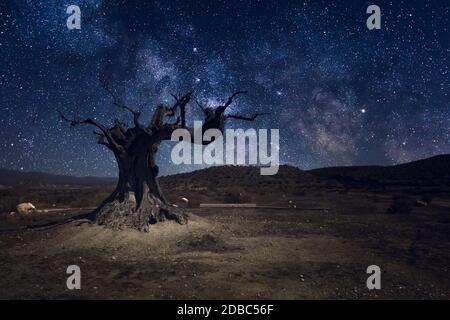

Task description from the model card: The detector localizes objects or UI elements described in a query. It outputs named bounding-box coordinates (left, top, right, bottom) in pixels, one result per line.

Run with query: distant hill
left=309, top=154, right=450, bottom=185
left=160, top=164, right=314, bottom=189
left=0, top=169, right=116, bottom=187
left=0, top=165, right=311, bottom=188
left=1, top=154, right=449, bottom=187
left=158, top=165, right=315, bottom=205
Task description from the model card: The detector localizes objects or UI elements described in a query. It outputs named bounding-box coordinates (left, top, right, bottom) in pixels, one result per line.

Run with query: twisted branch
left=99, top=77, right=144, bottom=130
left=226, top=112, right=270, bottom=121
left=58, top=110, right=123, bottom=152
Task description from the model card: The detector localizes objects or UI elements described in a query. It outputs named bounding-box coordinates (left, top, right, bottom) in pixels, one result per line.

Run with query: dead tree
left=59, top=81, right=266, bottom=232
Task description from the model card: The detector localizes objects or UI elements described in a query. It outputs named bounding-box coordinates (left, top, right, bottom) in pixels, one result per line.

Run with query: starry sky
left=0, top=0, right=448, bottom=177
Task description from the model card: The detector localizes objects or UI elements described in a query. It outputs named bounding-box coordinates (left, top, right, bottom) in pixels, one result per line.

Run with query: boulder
left=181, top=197, right=189, bottom=203
left=16, top=202, right=36, bottom=215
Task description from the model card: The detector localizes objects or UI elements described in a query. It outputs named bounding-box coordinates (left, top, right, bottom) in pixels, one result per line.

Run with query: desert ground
left=0, top=162, right=449, bottom=299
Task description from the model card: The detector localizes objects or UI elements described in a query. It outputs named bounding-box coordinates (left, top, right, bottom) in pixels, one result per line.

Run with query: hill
left=0, top=169, right=115, bottom=187
left=308, top=154, right=450, bottom=186
left=1, top=154, right=449, bottom=188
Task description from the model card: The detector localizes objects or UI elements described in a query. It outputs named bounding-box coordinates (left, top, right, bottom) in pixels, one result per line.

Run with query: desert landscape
left=0, top=155, right=449, bottom=299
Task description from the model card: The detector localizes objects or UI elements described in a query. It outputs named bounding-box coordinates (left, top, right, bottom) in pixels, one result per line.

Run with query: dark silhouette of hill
left=0, top=169, right=116, bottom=186
left=309, top=154, right=450, bottom=185
left=1, top=154, right=449, bottom=187
left=160, top=165, right=314, bottom=188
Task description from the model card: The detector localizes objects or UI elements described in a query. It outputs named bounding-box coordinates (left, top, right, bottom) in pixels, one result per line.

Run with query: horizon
left=1, top=152, right=448, bottom=179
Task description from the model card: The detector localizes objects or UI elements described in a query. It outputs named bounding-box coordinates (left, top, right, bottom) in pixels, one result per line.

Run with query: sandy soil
left=0, top=188, right=449, bottom=299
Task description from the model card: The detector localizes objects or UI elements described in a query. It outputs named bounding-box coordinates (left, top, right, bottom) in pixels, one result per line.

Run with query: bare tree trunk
left=94, top=143, right=186, bottom=232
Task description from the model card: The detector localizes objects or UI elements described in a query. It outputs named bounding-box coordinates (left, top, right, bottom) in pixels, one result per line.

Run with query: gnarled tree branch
left=215, top=90, right=248, bottom=115
left=93, top=130, right=113, bottom=150
left=149, top=92, right=193, bottom=130
left=194, top=97, right=207, bottom=112
left=58, top=110, right=124, bottom=153
left=226, top=112, right=270, bottom=121
left=158, top=91, right=267, bottom=144
left=99, top=77, right=144, bottom=130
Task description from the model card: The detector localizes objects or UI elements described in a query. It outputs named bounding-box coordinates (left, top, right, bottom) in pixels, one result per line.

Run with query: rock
left=288, top=200, right=297, bottom=208
left=181, top=197, right=189, bottom=203
left=16, top=203, right=36, bottom=215
left=415, top=199, right=428, bottom=207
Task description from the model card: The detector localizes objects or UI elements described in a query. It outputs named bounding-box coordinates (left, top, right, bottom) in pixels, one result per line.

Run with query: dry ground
left=0, top=186, right=449, bottom=299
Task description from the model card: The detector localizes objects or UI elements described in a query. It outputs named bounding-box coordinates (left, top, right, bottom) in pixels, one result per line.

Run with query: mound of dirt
left=39, top=214, right=220, bottom=259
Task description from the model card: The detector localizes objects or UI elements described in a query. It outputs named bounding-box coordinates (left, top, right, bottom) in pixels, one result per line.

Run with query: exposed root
left=0, top=212, right=95, bottom=233
left=94, top=192, right=187, bottom=232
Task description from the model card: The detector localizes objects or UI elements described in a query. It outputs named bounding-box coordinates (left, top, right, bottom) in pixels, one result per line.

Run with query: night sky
left=0, top=0, right=448, bottom=177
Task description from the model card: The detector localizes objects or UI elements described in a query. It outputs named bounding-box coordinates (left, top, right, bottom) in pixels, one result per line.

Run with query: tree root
left=0, top=212, right=95, bottom=233
left=94, top=193, right=187, bottom=232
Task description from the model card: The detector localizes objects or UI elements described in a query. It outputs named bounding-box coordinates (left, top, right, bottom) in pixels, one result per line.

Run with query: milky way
left=0, top=0, right=448, bottom=176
